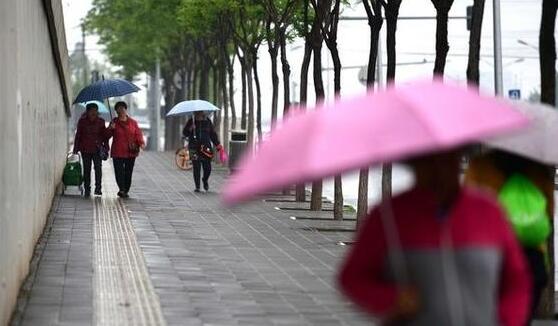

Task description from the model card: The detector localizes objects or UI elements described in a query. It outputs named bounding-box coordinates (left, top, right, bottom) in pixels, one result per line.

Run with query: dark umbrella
left=73, top=77, right=140, bottom=120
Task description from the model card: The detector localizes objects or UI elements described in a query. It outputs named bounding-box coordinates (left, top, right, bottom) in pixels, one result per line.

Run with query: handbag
left=97, top=142, right=110, bottom=161
left=199, top=144, right=214, bottom=159
left=124, top=120, right=140, bottom=155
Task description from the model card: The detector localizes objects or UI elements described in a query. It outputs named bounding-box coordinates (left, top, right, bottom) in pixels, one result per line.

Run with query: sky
left=62, top=0, right=548, bottom=118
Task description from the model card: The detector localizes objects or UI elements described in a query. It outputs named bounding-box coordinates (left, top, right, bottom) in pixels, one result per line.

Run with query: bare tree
left=357, top=0, right=383, bottom=227
left=379, top=0, right=402, bottom=200
left=266, top=17, right=281, bottom=127
left=315, top=0, right=344, bottom=219
left=296, top=0, right=313, bottom=202
left=309, top=0, right=329, bottom=211
left=466, top=0, right=485, bottom=86
left=431, top=0, right=454, bottom=76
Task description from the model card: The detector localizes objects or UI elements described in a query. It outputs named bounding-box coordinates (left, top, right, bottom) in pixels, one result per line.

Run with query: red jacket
left=338, top=187, right=530, bottom=326
left=106, top=117, right=145, bottom=158
left=73, top=116, right=107, bottom=154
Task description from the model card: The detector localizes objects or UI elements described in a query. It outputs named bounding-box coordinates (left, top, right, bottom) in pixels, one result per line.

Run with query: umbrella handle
left=379, top=200, right=409, bottom=285
left=101, top=74, right=114, bottom=121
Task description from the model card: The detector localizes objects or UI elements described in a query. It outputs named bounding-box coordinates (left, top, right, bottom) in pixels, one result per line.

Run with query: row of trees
left=85, top=0, right=460, bottom=221
left=85, top=0, right=556, bottom=218
left=87, top=0, right=558, bottom=317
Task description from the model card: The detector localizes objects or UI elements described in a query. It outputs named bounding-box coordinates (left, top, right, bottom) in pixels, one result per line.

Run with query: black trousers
left=82, top=152, right=102, bottom=191
left=192, top=159, right=211, bottom=189
left=113, top=157, right=136, bottom=193
left=524, top=247, right=549, bottom=322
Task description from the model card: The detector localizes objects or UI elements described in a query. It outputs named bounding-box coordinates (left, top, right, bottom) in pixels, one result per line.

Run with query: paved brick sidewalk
left=11, top=152, right=370, bottom=325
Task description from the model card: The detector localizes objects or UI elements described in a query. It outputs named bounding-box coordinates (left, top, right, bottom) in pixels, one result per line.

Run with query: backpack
left=498, top=174, right=551, bottom=247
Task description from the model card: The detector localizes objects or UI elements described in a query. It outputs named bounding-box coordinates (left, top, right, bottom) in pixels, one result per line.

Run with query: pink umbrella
left=222, top=80, right=529, bottom=205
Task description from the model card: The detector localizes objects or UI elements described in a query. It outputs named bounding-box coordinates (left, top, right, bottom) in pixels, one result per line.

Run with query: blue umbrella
left=166, top=100, right=220, bottom=118
left=73, top=78, right=140, bottom=104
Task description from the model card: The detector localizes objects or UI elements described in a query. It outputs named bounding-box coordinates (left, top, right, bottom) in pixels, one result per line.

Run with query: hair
left=85, top=102, right=99, bottom=111
left=114, top=101, right=128, bottom=110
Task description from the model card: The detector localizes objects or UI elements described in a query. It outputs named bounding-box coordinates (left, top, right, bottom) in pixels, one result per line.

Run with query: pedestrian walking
left=338, top=150, right=530, bottom=326
left=106, top=101, right=145, bottom=198
left=465, top=150, right=552, bottom=322
left=182, top=112, right=223, bottom=192
left=73, top=102, right=108, bottom=197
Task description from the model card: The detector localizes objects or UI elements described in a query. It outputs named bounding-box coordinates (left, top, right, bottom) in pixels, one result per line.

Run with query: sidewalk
left=11, top=152, right=371, bottom=325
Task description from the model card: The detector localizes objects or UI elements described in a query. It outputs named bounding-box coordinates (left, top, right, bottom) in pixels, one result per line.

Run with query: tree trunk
left=357, top=1, right=382, bottom=227
left=310, top=17, right=325, bottom=211
left=240, top=57, right=248, bottom=130
left=540, top=0, right=557, bottom=106
left=268, top=27, right=280, bottom=128
left=192, top=60, right=199, bottom=99
left=163, top=77, right=177, bottom=151
left=226, top=54, right=237, bottom=130
left=537, top=0, right=558, bottom=318
left=295, top=43, right=313, bottom=202
left=295, top=0, right=313, bottom=203
left=198, top=41, right=210, bottom=100
left=381, top=1, right=401, bottom=200
left=245, top=61, right=255, bottom=147
left=279, top=29, right=291, bottom=115
left=253, top=52, right=263, bottom=141
left=325, top=13, right=344, bottom=220
left=432, top=1, right=453, bottom=76
left=220, top=60, right=230, bottom=153
left=212, top=66, right=222, bottom=142
left=466, top=0, right=485, bottom=86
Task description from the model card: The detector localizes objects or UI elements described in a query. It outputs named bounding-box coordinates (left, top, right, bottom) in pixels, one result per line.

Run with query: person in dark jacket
left=106, top=101, right=145, bottom=198
left=465, top=150, right=552, bottom=322
left=73, top=102, right=107, bottom=196
left=182, top=112, right=222, bottom=192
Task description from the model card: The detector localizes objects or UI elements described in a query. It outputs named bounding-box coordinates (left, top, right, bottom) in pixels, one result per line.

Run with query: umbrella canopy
left=166, top=100, right=220, bottom=118
left=75, top=101, right=111, bottom=121
left=222, top=80, right=529, bottom=205
left=73, top=78, right=140, bottom=104
left=77, top=100, right=110, bottom=114
left=486, top=102, right=558, bottom=165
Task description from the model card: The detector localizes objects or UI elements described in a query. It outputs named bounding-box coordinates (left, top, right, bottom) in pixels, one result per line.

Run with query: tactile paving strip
left=93, top=165, right=165, bottom=326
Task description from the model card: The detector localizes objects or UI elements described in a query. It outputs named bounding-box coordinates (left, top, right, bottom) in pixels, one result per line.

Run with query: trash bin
left=229, top=130, right=247, bottom=171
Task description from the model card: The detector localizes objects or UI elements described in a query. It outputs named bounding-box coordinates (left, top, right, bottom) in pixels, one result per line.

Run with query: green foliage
left=85, top=0, right=183, bottom=78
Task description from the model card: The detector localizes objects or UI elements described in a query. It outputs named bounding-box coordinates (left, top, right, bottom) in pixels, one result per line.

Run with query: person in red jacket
left=106, top=101, right=145, bottom=198
left=73, top=103, right=107, bottom=196
left=338, top=149, right=530, bottom=326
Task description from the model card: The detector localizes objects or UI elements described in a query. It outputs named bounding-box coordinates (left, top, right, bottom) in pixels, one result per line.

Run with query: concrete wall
left=0, top=0, right=70, bottom=323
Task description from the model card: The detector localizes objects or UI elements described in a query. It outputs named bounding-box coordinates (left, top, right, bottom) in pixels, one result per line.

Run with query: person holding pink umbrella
left=338, top=149, right=530, bottom=325
left=222, top=80, right=533, bottom=325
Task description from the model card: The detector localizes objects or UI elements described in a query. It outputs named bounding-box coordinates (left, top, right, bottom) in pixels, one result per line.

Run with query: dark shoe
left=84, top=190, right=91, bottom=197
left=94, top=188, right=102, bottom=196
left=203, top=181, right=209, bottom=192
left=117, top=191, right=125, bottom=198
left=122, top=192, right=130, bottom=199
left=194, top=188, right=201, bottom=193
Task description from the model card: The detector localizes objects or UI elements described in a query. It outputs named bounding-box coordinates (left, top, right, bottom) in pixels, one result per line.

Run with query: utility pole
left=493, top=0, right=503, bottom=95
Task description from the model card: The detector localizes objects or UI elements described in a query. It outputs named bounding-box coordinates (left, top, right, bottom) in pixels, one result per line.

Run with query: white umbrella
left=487, top=102, right=558, bottom=165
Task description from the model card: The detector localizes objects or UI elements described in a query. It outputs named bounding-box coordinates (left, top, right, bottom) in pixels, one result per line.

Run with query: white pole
left=493, top=0, right=503, bottom=95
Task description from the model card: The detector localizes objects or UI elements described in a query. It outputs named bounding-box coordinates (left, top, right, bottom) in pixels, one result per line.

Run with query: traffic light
left=466, top=5, right=473, bottom=31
